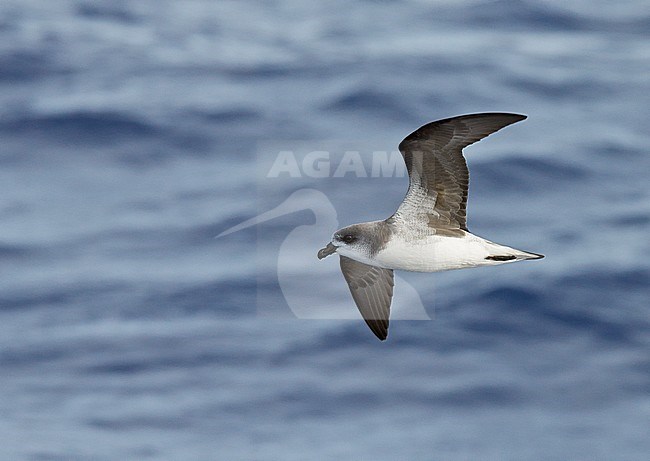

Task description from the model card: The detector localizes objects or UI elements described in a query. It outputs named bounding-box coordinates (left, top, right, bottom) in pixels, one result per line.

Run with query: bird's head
left=317, top=224, right=372, bottom=260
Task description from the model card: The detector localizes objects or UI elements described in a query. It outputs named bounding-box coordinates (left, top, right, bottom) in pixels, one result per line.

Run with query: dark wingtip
left=482, top=112, right=527, bottom=124
left=367, top=322, right=388, bottom=341
left=494, top=112, right=527, bottom=125
left=486, top=255, right=517, bottom=261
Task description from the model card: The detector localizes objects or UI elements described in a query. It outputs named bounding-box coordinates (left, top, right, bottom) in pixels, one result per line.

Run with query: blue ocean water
left=1, top=0, right=649, bottom=459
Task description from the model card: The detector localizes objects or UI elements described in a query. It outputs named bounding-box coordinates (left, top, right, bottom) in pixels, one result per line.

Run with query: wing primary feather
left=339, top=256, right=394, bottom=341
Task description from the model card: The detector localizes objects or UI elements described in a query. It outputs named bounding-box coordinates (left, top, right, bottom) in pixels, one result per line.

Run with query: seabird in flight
left=317, top=113, right=543, bottom=341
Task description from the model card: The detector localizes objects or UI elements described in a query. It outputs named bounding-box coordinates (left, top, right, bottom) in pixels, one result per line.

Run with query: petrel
left=317, top=113, right=543, bottom=341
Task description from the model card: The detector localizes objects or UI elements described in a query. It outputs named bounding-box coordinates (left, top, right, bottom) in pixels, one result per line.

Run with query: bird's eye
left=341, top=234, right=356, bottom=244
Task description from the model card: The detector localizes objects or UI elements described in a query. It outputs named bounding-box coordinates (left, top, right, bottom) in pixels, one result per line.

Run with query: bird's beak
left=317, top=242, right=337, bottom=260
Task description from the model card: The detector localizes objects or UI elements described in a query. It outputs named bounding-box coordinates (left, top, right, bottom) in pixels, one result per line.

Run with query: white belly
left=372, top=233, right=509, bottom=272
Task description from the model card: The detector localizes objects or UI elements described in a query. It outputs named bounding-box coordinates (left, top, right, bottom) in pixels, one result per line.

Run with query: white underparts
left=369, top=232, right=538, bottom=272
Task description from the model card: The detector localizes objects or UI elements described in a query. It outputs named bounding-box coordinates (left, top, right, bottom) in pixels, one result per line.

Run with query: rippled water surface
left=1, top=1, right=649, bottom=460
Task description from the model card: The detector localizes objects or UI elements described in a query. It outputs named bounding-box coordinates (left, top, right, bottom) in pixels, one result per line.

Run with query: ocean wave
left=473, top=157, right=588, bottom=192
left=0, top=50, right=68, bottom=82
left=75, top=2, right=140, bottom=23
left=0, top=111, right=159, bottom=144
left=321, top=87, right=414, bottom=119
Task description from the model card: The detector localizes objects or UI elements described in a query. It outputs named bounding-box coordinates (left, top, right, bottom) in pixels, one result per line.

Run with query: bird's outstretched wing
left=390, top=113, right=526, bottom=235
left=339, top=256, right=394, bottom=341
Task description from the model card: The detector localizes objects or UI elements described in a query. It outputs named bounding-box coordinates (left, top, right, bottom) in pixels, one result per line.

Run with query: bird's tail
left=485, top=247, right=544, bottom=262
left=482, top=238, right=544, bottom=263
